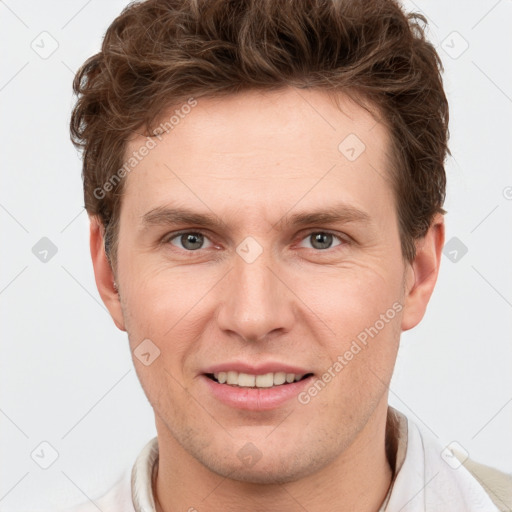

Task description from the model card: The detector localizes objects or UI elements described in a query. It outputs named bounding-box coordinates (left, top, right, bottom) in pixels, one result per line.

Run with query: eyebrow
left=140, top=203, right=371, bottom=231
left=276, top=205, right=371, bottom=230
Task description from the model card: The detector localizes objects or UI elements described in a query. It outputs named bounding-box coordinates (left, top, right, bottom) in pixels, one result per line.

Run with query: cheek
left=297, top=264, right=403, bottom=392
left=119, top=254, right=205, bottom=332
left=121, top=281, right=198, bottom=415
left=298, top=260, right=403, bottom=331
left=120, top=248, right=404, bottom=345
left=118, top=262, right=218, bottom=389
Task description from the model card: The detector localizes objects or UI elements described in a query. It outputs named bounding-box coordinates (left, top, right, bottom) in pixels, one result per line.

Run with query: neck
left=154, top=401, right=393, bottom=512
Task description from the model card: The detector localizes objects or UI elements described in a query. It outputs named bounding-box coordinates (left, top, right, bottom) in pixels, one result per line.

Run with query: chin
left=213, top=463, right=310, bottom=485
left=201, top=447, right=330, bottom=485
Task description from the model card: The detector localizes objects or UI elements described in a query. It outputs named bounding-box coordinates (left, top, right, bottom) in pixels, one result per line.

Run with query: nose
left=215, top=240, right=296, bottom=343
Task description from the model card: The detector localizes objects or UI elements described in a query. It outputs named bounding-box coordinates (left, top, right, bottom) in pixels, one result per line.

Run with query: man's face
left=114, top=88, right=410, bottom=482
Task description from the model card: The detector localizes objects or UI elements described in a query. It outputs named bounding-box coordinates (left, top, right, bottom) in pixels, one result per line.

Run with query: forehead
left=121, top=87, right=395, bottom=226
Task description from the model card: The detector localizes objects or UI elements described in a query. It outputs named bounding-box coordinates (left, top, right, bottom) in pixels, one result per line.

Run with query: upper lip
left=202, top=361, right=313, bottom=376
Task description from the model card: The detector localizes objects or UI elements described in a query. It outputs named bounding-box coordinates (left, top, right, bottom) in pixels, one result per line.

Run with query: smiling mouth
left=205, top=371, right=314, bottom=388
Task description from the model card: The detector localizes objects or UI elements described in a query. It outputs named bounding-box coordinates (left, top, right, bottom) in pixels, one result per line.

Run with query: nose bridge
left=217, top=237, right=293, bottom=342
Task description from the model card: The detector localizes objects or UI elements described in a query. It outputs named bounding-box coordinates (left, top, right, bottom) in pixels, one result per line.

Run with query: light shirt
left=64, top=407, right=500, bottom=512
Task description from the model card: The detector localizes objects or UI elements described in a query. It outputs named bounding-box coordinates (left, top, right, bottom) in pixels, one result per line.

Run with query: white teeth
left=238, top=373, right=256, bottom=387
left=255, top=373, right=274, bottom=388
left=212, top=371, right=307, bottom=388
left=273, top=372, right=286, bottom=385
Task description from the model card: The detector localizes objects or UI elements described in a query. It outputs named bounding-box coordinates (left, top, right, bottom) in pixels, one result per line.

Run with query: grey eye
left=299, top=232, right=343, bottom=250
left=170, top=232, right=211, bottom=251
left=310, top=233, right=335, bottom=250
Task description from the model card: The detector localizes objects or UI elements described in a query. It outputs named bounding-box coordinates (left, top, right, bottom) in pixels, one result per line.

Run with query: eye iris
left=177, top=233, right=336, bottom=251
left=181, top=233, right=203, bottom=250
left=311, top=232, right=332, bottom=250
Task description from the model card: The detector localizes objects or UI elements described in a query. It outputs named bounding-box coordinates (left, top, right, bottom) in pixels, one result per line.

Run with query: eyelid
left=164, top=229, right=216, bottom=249
left=294, top=229, right=349, bottom=249
left=163, top=228, right=350, bottom=252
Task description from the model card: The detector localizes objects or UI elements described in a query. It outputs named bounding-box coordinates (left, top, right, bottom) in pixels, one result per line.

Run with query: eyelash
left=162, top=229, right=350, bottom=254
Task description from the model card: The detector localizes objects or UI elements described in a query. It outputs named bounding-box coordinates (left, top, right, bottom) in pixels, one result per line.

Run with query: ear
left=89, top=215, right=126, bottom=331
left=401, top=213, right=445, bottom=331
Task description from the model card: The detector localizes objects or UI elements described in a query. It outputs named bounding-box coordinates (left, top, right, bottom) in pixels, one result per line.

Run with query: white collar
left=128, top=407, right=498, bottom=512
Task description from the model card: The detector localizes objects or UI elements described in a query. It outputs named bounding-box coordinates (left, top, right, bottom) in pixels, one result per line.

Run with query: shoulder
left=389, top=407, right=510, bottom=511
left=453, top=449, right=512, bottom=512
left=59, top=469, right=134, bottom=512
left=58, top=437, right=158, bottom=512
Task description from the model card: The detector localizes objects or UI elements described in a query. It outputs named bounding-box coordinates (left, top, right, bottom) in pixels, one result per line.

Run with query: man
left=67, top=0, right=511, bottom=510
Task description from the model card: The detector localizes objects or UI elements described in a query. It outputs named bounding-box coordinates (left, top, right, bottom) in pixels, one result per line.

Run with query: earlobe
left=401, top=213, right=445, bottom=332
left=89, top=216, right=126, bottom=331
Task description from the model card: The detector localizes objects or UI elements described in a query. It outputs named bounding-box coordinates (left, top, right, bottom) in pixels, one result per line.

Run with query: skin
left=90, top=87, right=444, bottom=512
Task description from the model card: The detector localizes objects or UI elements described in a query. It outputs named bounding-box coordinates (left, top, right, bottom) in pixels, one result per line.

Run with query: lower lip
left=201, top=374, right=314, bottom=411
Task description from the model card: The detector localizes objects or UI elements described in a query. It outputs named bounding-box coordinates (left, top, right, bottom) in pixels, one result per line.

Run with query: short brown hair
left=70, top=0, right=449, bottom=269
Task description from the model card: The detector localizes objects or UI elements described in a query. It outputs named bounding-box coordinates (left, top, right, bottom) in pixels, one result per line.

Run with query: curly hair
left=70, top=0, right=449, bottom=269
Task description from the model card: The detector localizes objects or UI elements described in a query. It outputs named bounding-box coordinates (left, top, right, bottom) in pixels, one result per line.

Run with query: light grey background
left=1, top=0, right=511, bottom=510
